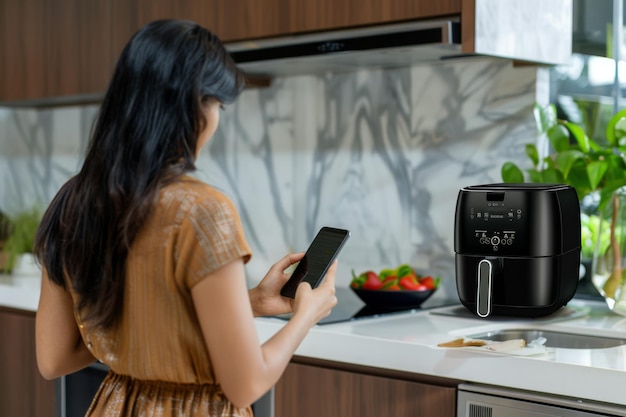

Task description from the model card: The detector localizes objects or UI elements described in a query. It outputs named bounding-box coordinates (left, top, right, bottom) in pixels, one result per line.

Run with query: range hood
left=225, top=19, right=463, bottom=77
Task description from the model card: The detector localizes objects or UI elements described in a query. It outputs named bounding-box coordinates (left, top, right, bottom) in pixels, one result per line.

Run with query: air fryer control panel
left=461, top=193, right=528, bottom=255
left=454, top=183, right=578, bottom=257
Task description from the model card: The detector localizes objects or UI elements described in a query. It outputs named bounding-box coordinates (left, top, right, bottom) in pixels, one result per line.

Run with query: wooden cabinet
left=109, top=0, right=210, bottom=71
left=286, top=0, right=459, bottom=37
left=0, top=0, right=47, bottom=102
left=0, top=0, right=461, bottom=104
left=0, top=0, right=114, bottom=102
left=1, top=0, right=569, bottom=103
left=46, top=0, right=113, bottom=99
left=205, top=1, right=293, bottom=42
left=199, top=0, right=461, bottom=42
left=275, top=358, right=459, bottom=417
left=0, top=307, right=56, bottom=417
left=110, top=0, right=462, bottom=72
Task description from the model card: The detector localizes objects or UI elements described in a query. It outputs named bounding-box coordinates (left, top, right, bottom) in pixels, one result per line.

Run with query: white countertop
left=0, top=274, right=41, bottom=311
left=255, top=300, right=626, bottom=408
left=3, top=274, right=626, bottom=407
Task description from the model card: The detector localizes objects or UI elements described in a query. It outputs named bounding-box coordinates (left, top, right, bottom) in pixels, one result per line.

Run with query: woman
left=34, top=19, right=337, bottom=416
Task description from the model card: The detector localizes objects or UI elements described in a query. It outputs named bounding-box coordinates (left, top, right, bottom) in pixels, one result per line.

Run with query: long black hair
left=34, top=19, right=245, bottom=329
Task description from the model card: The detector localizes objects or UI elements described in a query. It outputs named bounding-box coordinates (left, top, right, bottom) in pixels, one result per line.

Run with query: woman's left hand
left=249, top=252, right=304, bottom=317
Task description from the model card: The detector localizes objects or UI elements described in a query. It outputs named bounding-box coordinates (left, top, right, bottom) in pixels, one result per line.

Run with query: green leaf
left=555, top=150, right=585, bottom=179
left=597, top=188, right=617, bottom=214
left=543, top=156, right=556, bottom=170
left=586, top=160, right=609, bottom=190
left=602, top=153, right=626, bottom=182
left=615, top=118, right=626, bottom=146
left=540, top=168, right=565, bottom=184
left=567, top=165, right=593, bottom=197
left=3, top=207, right=42, bottom=270
left=546, top=125, right=570, bottom=152
left=565, top=122, right=590, bottom=153
left=525, top=144, right=539, bottom=166
left=528, top=169, right=543, bottom=183
left=501, top=162, right=525, bottom=183
left=605, top=108, right=626, bottom=146
left=602, top=179, right=626, bottom=197
left=597, top=180, right=626, bottom=212
left=533, top=103, right=557, bottom=133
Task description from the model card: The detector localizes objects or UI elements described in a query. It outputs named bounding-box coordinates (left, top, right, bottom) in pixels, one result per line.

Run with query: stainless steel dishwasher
left=457, top=383, right=626, bottom=417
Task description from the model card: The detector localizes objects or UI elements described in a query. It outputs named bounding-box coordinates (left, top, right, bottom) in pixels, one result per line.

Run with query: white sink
left=467, top=328, right=626, bottom=349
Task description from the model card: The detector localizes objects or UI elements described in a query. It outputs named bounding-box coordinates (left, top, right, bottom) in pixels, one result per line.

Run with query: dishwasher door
left=457, top=383, right=626, bottom=417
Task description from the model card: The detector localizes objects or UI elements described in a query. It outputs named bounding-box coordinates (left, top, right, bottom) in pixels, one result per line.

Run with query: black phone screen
left=280, top=227, right=350, bottom=298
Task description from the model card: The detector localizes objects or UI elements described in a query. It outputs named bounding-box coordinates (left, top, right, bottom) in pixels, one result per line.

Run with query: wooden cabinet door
left=0, top=0, right=114, bottom=101
left=110, top=0, right=292, bottom=51
left=0, top=0, right=47, bottom=102
left=288, top=0, right=461, bottom=35
left=111, top=0, right=217, bottom=70
left=203, top=0, right=292, bottom=42
left=275, top=361, right=457, bottom=417
left=45, top=0, right=113, bottom=98
left=109, top=0, right=462, bottom=58
left=0, top=307, right=56, bottom=417
left=203, top=0, right=461, bottom=42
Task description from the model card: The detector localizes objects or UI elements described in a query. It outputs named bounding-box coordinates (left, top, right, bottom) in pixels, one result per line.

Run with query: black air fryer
left=454, top=183, right=580, bottom=317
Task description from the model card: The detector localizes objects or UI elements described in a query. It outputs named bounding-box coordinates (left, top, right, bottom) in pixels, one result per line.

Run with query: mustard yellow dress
left=73, top=175, right=253, bottom=416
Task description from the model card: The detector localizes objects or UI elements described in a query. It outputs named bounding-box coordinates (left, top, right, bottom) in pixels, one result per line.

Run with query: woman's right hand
left=291, top=260, right=338, bottom=326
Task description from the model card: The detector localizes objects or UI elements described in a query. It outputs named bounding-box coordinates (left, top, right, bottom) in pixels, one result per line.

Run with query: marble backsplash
left=0, top=57, right=545, bottom=301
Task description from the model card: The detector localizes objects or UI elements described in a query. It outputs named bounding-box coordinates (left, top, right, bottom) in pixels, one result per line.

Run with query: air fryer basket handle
left=476, top=259, right=493, bottom=317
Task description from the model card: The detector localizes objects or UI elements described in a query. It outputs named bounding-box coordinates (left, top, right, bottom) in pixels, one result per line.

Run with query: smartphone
left=280, top=227, right=351, bottom=299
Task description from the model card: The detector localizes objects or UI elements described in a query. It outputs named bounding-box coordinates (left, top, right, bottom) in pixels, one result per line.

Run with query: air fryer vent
left=468, top=403, right=493, bottom=417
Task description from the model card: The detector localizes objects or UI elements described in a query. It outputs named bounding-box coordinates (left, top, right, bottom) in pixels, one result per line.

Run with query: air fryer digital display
left=463, top=197, right=528, bottom=255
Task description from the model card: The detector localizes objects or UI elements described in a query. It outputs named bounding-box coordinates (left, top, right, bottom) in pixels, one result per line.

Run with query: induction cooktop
left=274, top=287, right=460, bottom=325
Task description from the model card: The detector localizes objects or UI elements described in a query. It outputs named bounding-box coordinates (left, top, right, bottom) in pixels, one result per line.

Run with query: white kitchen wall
left=0, top=56, right=547, bottom=300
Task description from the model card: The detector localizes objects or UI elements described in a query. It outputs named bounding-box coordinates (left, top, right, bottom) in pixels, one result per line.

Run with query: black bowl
left=351, top=287, right=436, bottom=311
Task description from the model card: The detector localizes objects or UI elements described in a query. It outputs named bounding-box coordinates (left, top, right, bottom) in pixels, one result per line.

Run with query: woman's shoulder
left=159, top=175, right=236, bottom=217
left=168, top=175, right=225, bottom=194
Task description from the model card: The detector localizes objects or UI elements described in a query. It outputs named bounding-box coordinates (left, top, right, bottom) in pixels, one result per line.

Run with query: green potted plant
left=0, top=211, right=12, bottom=272
left=501, top=103, right=626, bottom=314
left=2, top=207, right=42, bottom=275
